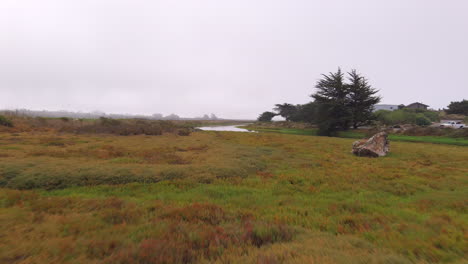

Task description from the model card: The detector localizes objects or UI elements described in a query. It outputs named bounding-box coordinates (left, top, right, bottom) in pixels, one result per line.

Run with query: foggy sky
left=1, top=0, right=467, bottom=119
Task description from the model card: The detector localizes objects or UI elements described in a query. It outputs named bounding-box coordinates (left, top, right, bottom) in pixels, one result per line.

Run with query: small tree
left=346, top=70, right=381, bottom=128
left=258, top=111, right=277, bottom=122
left=446, top=100, right=468, bottom=115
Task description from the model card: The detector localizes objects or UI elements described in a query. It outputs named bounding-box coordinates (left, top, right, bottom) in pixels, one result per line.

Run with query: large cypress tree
left=346, top=70, right=381, bottom=129
left=311, top=68, right=351, bottom=135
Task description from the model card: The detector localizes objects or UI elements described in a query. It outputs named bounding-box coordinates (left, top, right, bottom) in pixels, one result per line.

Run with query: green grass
left=0, top=131, right=467, bottom=263
left=244, top=126, right=468, bottom=146
left=387, top=134, right=468, bottom=145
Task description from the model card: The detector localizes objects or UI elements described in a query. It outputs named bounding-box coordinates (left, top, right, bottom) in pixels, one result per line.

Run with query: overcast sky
left=1, top=0, right=467, bottom=119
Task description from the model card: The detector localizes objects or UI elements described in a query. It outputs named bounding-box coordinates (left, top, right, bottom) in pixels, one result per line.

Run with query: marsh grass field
left=0, top=130, right=467, bottom=263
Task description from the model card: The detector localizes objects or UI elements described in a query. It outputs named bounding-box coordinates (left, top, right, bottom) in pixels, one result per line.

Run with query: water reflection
left=197, top=124, right=254, bottom=132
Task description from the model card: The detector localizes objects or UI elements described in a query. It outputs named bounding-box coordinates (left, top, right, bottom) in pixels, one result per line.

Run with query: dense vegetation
left=0, top=114, right=193, bottom=136
left=1, top=130, right=467, bottom=263
left=258, top=111, right=278, bottom=122
left=446, top=100, right=468, bottom=115
left=258, top=69, right=467, bottom=139
left=258, top=68, right=381, bottom=136
left=374, top=108, right=439, bottom=126
left=312, top=69, right=380, bottom=133
left=0, top=115, right=13, bottom=127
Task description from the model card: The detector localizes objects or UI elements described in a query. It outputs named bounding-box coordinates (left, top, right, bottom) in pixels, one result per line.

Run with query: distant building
left=373, top=104, right=399, bottom=112
left=405, top=102, right=429, bottom=110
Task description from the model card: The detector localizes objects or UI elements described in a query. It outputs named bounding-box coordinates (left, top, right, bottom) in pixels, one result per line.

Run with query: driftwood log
left=352, top=132, right=389, bottom=157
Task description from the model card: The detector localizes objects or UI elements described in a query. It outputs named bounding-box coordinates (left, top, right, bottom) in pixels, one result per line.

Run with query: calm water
left=197, top=124, right=254, bottom=132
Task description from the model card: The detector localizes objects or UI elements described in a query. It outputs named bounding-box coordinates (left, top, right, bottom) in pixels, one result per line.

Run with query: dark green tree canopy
left=257, top=111, right=277, bottom=122
left=311, top=68, right=351, bottom=134
left=446, top=100, right=468, bottom=115
left=289, top=102, right=318, bottom=123
left=312, top=68, right=348, bottom=103
left=311, top=68, right=380, bottom=135
left=274, top=103, right=298, bottom=121
left=0, top=115, right=13, bottom=127
left=346, top=70, right=381, bottom=128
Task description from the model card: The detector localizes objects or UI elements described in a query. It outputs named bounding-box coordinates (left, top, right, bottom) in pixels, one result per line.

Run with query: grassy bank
left=244, top=126, right=468, bottom=146
left=0, top=131, right=467, bottom=263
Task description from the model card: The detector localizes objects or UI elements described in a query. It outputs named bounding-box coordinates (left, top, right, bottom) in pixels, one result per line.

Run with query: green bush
left=375, top=109, right=439, bottom=126
left=0, top=115, right=13, bottom=127
left=421, top=110, right=439, bottom=122
left=414, top=114, right=431, bottom=126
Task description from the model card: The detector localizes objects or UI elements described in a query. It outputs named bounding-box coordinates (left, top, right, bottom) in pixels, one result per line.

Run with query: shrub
left=0, top=115, right=13, bottom=127
left=375, top=109, right=439, bottom=126
left=414, top=114, right=431, bottom=126
left=177, top=128, right=191, bottom=136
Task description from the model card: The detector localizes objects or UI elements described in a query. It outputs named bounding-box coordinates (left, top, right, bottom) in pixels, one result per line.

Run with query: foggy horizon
left=1, top=0, right=467, bottom=119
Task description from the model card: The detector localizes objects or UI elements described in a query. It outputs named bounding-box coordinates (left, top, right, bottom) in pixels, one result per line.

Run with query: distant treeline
left=0, top=109, right=221, bottom=121
left=0, top=114, right=193, bottom=136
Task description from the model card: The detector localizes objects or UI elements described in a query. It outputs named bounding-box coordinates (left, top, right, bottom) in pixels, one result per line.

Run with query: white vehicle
left=440, top=121, right=466, bottom=129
